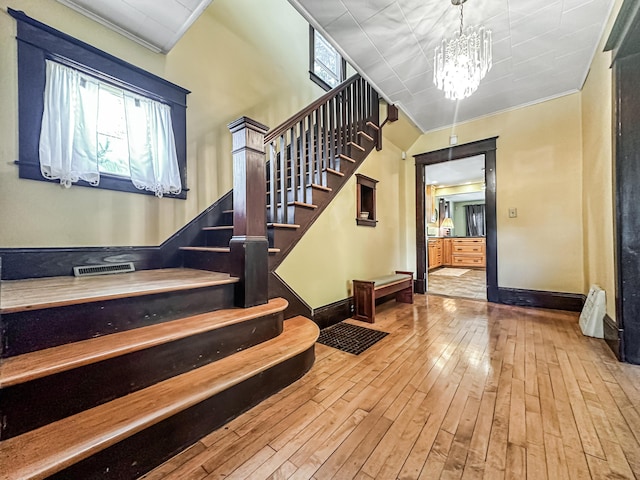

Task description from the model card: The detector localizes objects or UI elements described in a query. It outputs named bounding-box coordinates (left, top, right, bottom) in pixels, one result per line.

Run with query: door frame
left=414, top=137, right=498, bottom=301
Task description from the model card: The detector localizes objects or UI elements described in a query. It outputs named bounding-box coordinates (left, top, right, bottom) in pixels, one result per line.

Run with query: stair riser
left=268, top=227, right=299, bottom=252
left=1, top=284, right=235, bottom=358
left=203, top=229, right=233, bottom=247
left=0, top=312, right=283, bottom=440
left=48, top=347, right=315, bottom=480
left=267, top=186, right=330, bottom=206
left=182, top=249, right=232, bottom=274
left=266, top=204, right=316, bottom=226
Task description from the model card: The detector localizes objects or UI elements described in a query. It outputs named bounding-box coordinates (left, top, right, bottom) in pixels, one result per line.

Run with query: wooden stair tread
left=324, top=167, right=344, bottom=177
left=309, top=183, right=332, bottom=192
left=0, top=298, right=288, bottom=388
left=202, top=225, right=233, bottom=231
left=268, top=223, right=300, bottom=229
left=357, top=130, right=374, bottom=142
left=366, top=121, right=380, bottom=131
left=339, top=153, right=356, bottom=163
left=222, top=209, right=233, bottom=214
left=290, top=201, right=318, bottom=209
left=180, top=246, right=281, bottom=253
left=0, top=269, right=238, bottom=315
left=0, top=316, right=319, bottom=480
left=347, top=141, right=365, bottom=152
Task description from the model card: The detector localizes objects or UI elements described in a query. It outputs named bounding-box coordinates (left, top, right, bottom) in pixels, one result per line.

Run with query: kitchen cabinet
left=443, top=238, right=453, bottom=266
left=428, top=238, right=443, bottom=270
left=451, top=237, right=486, bottom=267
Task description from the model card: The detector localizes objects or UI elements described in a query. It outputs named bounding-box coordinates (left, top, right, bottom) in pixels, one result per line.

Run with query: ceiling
left=427, top=154, right=486, bottom=202
left=288, top=0, right=615, bottom=132
left=56, top=0, right=213, bottom=53
left=56, top=0, right=615, bottom=133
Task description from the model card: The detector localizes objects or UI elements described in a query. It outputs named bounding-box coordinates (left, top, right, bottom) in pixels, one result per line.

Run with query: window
left=40, top=60, right=181, bottom=196
left=10, top=9, right=189, bottom=199
left=309, top=27, right=346, bottom=91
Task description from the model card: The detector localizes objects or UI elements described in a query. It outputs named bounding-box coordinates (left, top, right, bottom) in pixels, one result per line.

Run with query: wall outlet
left=508, top=207, right=518, bottom=218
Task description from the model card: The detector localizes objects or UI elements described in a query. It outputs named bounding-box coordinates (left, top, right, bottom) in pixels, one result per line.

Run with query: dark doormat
left=317, top=322, right=389, bottom=355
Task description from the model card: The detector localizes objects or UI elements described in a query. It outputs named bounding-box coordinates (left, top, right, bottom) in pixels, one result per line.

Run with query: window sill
left=356, top=218, right=377, bottom=227
left=309, top=71, right=334, bottom=92
left=15, top=161, right=187, bottom=199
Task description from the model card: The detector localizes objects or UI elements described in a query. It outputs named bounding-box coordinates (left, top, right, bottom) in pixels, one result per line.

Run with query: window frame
left=10, top=9, right=190, bottom=199
left=309, top=26, right=346, bottom=92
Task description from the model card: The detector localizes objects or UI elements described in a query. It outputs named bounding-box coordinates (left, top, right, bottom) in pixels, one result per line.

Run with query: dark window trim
left=9, top=8, right=190, bottom=199
left=309, top=26, right=346, bottom=92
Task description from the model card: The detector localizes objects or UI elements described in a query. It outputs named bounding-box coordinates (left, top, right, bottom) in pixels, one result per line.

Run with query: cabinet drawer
left=452, top=255, right=485, bottom=267
left=453, top=238, right=484, bottom=244
left=453, top=244, right=485, bottom=254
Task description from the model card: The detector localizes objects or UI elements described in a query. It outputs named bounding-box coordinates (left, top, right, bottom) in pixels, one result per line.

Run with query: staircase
left=181, top=74, right=381, bottom=314
left=0, top=74, right=381, bottom=479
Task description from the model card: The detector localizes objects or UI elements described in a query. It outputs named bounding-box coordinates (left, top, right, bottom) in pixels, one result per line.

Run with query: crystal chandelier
left=433, top=0, right=492, bottom=100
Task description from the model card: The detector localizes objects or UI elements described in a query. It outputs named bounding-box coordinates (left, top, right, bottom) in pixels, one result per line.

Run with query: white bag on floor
left=579, top=285, right=606, bottom=338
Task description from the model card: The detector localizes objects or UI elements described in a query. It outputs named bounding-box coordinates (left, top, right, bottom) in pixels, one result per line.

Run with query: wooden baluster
left=356, top=80, right=362, bottom=138
left=299, top=119, right=307, bottom=204
left=279, top=134, right=287, bottom=224
left=341, top=90, right=347, bottom=156
left=228, top=117, right=269, bottom=308
left=290, top=126, right=298, bottom=203
left=346, top=84, right=352, bottom=144
left=322, top=103, right=328, bottom=180
left=329, top=97, right=335, bottom=172
left=308, top=112, right=316, bottom=187
left=269, top=142, right=277, bottom=224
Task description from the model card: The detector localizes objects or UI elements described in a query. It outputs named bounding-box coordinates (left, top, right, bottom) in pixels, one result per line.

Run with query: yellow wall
left=0, top=0, right=324, bottom=247
left=407, top=94, right=585, bottom=294
left=276, top=131, right=411, bottom=309
left=581, top=0, right=623, bottom=319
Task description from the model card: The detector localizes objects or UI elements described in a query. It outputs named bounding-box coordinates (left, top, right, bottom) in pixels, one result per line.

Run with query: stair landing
left=0, top=268, right=238, bottom=314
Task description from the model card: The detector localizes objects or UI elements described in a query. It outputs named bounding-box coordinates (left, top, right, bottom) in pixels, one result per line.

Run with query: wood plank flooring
left=0, top=268, right=237, bottom=313
left=142, top=294, right=640, bottom=479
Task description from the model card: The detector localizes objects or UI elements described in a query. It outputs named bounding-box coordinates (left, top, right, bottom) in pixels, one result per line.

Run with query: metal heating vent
left=73, top=262, right=135, bottom=277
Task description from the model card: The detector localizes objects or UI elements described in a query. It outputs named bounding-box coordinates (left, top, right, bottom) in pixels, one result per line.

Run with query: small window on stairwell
left=309, top=27, right=346, bottom=91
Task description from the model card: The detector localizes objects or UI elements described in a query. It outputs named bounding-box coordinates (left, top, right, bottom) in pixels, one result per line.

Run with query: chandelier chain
left=459, top=3, right=464, bottom=36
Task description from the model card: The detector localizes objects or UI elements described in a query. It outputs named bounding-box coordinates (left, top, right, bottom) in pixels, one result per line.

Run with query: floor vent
left=73, top=262, right=135, bottom=277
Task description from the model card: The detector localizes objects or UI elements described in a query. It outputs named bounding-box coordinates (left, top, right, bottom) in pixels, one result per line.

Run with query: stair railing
left=264, top=74, right=380, bottom=224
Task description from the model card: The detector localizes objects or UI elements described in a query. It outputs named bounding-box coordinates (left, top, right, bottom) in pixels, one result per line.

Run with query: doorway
left=425, top=156, right=487, bottom=300
left=414, top=137, right=498, bottom=302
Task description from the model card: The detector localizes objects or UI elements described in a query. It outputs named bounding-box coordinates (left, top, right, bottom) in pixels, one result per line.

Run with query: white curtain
left=39, top=60, right=181, bottom=197
left=39, top=60, right=100, bottom=187
left=123, top=94, right=181, bottom=197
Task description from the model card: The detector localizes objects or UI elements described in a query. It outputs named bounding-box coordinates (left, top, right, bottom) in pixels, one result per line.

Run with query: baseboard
left=603, top=314, right=624, bottom=362
left=312, top=297, right=353, bottom=330
left=0, top=191, right=232, bottom=280
left=497, top=287, right=585, bottom=312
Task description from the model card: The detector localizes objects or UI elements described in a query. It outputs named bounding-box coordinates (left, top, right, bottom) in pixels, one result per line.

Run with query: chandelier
left=433, top=0, right=492, bottom=100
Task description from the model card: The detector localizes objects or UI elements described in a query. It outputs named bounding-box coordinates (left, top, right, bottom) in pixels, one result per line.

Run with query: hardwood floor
left=428, top=268, right=486, bottom=300
left=141, top=294, right=640, bottom=480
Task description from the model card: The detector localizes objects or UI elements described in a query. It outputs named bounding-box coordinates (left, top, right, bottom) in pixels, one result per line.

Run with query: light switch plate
left=508, top=207, right=517, bottom=218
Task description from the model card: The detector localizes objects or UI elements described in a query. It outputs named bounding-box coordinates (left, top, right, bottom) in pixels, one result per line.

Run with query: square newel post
left=228, top=117, right=270, bottom=308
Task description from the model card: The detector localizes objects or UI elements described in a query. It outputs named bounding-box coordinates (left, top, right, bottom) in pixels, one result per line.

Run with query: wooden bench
left=352, top=270, right=413, bottom=323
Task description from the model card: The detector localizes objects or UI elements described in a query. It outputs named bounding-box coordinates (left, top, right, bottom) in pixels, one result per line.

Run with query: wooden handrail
left=264, top=74, right=361, bottom=144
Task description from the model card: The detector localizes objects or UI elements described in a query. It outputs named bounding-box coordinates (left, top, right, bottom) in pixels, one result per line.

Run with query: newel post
left=228, top=117, right=269, bottom=308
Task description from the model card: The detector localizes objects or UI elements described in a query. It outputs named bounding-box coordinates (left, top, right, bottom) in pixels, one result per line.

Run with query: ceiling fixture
left=433, top=0, right=492, bottom=100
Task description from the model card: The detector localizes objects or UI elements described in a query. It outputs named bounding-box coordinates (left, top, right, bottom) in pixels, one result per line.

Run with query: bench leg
left=394, top=271, right=414, bottom=304
left=353, top=280, right=376, bottom=323
left=395, top=286, right=413, bottom=304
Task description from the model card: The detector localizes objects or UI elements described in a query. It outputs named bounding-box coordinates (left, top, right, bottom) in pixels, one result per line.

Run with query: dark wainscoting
left=0, top=191, right=232, bottom=280
left=604, top=314, right=624, bottom=362
left=313, top=297, right=353, bottom=330
left=498, top=287, right=585, bottom=312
